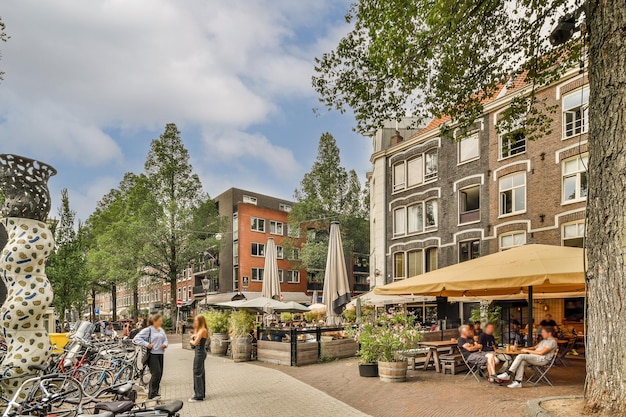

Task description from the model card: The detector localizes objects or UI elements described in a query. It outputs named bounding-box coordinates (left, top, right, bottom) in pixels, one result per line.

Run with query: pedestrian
left=189, top=314, right=209, bottom=403
left=133, top=314, right=169, bottom=399
left=123, top=322, right=130, bottom=338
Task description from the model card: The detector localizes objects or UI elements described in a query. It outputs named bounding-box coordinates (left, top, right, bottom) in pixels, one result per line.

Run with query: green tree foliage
left=289, top=132, right=369, bottom=279
left=314, top=1, right=626, bottom=413
left=0, top=16, right=8, bottom=81
left=47, top=189, right=89, bottom=323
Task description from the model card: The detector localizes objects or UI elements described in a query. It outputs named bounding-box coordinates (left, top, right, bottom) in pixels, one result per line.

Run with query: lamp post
left=201, top=277, right=210, bottom=312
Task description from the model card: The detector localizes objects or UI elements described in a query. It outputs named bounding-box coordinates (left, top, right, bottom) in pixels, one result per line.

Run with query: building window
left=407, top=204, right=424, bottom=234
left=407, top=156, right=423, bottom=187
left=287, top=224, right=300, bottom=238
left=459, top=240, right=480, bottom=262
left=251, top=243, right=265, bottom=257
left=286, top=270, right=300, bottom=284
left=499, top=172, right=526, bottom=216
left=425, top=200, right=438, bottom=228
left=499, top=116, right=526, bottom=158
left=393, top=207, right=406, bottom=236
left=500, top=232, right=526, bottom=250
left=563, top=221, right=586, bottom=248
left=459, top=186, right=480, bottom=224
left=276, top=245, right=284, bottom=259
left=288, top=248, right=300, bottom=260
left=562, top=154, right=588, bottom=203
left=279, top=203, right=292, bottom=212
left=278, top=270, right=285, bottom=283
left=177, top=288, right=182, bottom=301
left=233, top=242, right=239, bottom=265
left=251, top=217, right=265, bottom=232
left=458, top=133, right=480, bottom=163
left=393, top=252, right=405, bottom=279
left=243, top=195, right=257, bottom=205
left=407, top=250, right=423, bottom=277
left=233, top=267, right=239, bottom=291
left=269, top=221, right=284, bottom=235
left=425, top=248, right=438, bottom=272
left=563, top=86, right=589, bottom=138
left=251, top=268, right=264, bottom=282
left=188, top=287, right=192, bottom=299
left=233, top=213, right=239, bottom=241
left=393, top=162, right=406, bottom=191
left=424, top=149, right=438, bottom=181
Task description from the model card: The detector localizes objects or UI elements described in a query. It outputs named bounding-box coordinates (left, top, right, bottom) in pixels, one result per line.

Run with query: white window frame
left=424, top=149, right=438, bottom=181
left=279, top=203, right=292, bottom=212
left=562, top=86, right=590, bottom=139
left=393, top=252, right=405, bottom=280
left=288, top=248, right=300, bottom=260
left=278, top=270, right=285, bottom=283
left=243, top=195, right=257, bottom=205
left=562, top=154, right=588, bottom=204
left=269, top=220, right=284, bottom=235
left=393, top=207, right=406, bottom=236
left=287, top=224, right=300, bottom=238
left=459, top=239, right=481, bottom=262
left=393, top=162, right=406, bottom=192
left=458, top=185, right=481, bottom=225
left=233, top=242, right=239, bottom=266
left=251, top=242, right=266, bottom=257
left=233, top=213, right=239, bottom=241
left=425, top=199, right=438, bottom=229
left=407, top=156, right=424, bottom=188
left=286, top=270, right=300, bottom=284
left=407, top=203, right=424, bottom=234
left=562, top=220, right=586, bottom=247
left=499, top=232, right=526, bottom=250
left=499, top=172, right=526, bottom=217
left=251, top=217, right=265, bottom=232
left=276, top=245, right=284, bottom=259
left=251, top=267, right=264, bottom=282
left=498, top=115, right=526, bottom=160
left=458, top=132, right=480, bottom=164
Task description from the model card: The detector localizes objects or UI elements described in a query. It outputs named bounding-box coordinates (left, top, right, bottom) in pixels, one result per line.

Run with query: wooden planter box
left=320, top=339, right=357, bottom=360
left=257, top=340, right=318, bottom=366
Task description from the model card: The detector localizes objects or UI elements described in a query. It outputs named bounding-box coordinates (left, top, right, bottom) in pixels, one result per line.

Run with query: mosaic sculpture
left=0, top=154, right=57, bottom=396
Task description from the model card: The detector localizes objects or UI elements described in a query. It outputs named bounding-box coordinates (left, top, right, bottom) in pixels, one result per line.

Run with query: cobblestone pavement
left=262, top=356, right=586, bottom=417
left=159, top=343, right=369, bottom=417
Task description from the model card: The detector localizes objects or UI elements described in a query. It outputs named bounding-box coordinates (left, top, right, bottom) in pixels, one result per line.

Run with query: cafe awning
left=375, top=244, right=585, bottom=297
left=348, top=290, right=435, bottom=307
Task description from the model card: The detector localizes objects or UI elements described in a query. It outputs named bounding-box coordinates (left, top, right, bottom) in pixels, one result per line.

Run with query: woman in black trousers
left=188, top=314, right=209, bottom=402
left=134, top=314, right=169, bottom=399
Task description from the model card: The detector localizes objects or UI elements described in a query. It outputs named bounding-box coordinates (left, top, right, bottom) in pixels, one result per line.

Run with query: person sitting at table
left=540, top=314, right=557, bottom=328
left=458, top=325, right=497, bottom=382
left=479, top=323, right=511, bottom=372
left=473, top=321, right=483, bottom=337
left=496, top=326, right=558, bottom=388
left=502, top=324, right=523, bottom=346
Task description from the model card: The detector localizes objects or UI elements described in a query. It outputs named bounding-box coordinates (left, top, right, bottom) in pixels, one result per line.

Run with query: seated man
left=496, top=326, right=558, bottom=388
left=457, top=325, right=497, bottom=381
left=479, top=323, right=511, bottom=372
left=540, top=314, right=558, bottom=328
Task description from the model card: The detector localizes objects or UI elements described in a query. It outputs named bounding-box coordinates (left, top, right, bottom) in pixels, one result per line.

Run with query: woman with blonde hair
left=189, top=314, right=209, bottom=402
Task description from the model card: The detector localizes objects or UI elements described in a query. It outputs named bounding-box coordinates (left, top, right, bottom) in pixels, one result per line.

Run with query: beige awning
left=262, top=237, right=281, bottom=300
left=323, top=222, right=351, bottom=324
left=375, top=244, right=585, bottom=297
left=348, top=290, right=435, bottom=307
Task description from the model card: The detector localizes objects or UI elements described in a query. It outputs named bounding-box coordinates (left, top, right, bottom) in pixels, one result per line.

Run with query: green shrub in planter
left=204, top=309, right=230, bottom=334
left=229, top=309, right=256, bottom=338
left=280, top=312, right=293, bottom=323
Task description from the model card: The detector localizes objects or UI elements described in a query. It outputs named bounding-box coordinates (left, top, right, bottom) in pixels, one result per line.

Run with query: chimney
left=390, top=130, right=404, bottom=146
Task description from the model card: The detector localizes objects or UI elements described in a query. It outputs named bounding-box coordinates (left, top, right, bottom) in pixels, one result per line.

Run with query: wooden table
left=420, top=341, right=458, bottom=372
left=495, top=348, right=524, bottom=355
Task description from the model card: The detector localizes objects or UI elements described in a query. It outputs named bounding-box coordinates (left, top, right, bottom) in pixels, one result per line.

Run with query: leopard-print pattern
left=0, top=217, right=54, bottom=397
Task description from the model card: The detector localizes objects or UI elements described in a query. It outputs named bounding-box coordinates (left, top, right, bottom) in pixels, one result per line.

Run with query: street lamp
left=201, top=277, right=210, bottom=311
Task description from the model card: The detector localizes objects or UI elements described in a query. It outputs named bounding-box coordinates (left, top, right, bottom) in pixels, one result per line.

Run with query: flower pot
left=358, top=363, right=379, bottom=377
left=231, top=336, right=252, bottom=362
left=378, top=360, right=408, bottom=383
left=210, top=333, right=230, bottom=356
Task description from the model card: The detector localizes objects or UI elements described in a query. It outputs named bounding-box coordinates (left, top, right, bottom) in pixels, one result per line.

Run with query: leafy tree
left=142, top=123, right=222, bottom=318
left=0, top=17, right=7, bottom=81
left=314, top=1, right=625, bottom=413
left=47, top=189, right=89, bottom=323
left=289, top=132, right=369, bottom=280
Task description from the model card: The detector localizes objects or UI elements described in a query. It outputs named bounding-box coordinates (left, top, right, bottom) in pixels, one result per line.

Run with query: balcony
left=193, top=262, right=218, bottom=274
left=459, top=209, right=480, bottom=224
left=307, top=282, right=323, bottom=292
left=193, top=279, right=220, bottom=296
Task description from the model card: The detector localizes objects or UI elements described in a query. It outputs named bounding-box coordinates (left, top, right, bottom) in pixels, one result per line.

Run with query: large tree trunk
left=584, top=1, right=626, bottom=414
left=133, top=286, right=139, bottom=320
left=111, top=282, right=117, bottom=322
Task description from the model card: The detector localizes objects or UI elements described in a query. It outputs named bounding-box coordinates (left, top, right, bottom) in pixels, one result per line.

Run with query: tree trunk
left=584, top=1, right=626, bottom=414
left=111, top=282, right=117, bottom=322
left=133, top=286, right=139, bottom=320
left=91, top=288, right=96, bottom=322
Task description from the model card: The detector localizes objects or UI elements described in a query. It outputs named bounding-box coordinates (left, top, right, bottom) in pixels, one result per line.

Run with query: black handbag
left=141, top=328, right=152, bottom=366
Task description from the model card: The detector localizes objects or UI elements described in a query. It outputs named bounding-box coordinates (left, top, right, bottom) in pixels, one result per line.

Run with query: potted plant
left=352, top=321, right=380, bottom=377
left=229, top=309, right=256, bottom=362
left=355, top=309, right=421, bottom=382
left=204, top=310, right=230, bottom=356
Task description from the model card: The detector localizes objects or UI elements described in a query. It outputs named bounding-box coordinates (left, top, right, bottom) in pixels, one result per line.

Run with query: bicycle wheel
left=139, top=364, right=152, bottom=386
left=29, top=376, right=83, bottom=417
left=114, top=365, right=133, bottom=384
left=81, top=369, right=113, bottom=397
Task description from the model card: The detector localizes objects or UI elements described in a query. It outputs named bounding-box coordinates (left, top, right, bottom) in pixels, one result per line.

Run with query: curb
left=526, top=395, right=584, bottom=417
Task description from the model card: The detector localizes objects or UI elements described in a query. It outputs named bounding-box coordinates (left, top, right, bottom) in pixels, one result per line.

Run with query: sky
left=0, top=0, right=371, bottom=220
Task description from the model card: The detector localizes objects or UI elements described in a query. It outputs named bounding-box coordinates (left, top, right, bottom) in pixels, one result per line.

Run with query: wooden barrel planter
left=210, top=333, right=230, bottom=356
left=378, top=360, right=408, bottom=383
left=231, top=336, right=252, bottom=362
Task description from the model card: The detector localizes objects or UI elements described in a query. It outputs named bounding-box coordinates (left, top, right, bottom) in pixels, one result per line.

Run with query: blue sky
left=0, top=0, right=371, bottom=219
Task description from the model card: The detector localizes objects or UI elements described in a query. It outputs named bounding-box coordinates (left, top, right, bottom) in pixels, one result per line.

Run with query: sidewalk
left=160, top=344, right=369, bottom=417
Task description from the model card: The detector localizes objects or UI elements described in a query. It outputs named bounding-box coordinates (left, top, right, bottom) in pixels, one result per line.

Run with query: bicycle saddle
left=106, top=381, right=133, bottom=395
left=27, top=364, right=48, bottom=372
left=79, top=413, right=114, bottom=417
left=154, top=400, right=184, bottom=415
left=95, top=401, right=135, bottom=414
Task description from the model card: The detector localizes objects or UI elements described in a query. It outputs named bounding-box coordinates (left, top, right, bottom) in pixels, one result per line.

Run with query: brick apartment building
left=368, top=68, right=589, bottom=321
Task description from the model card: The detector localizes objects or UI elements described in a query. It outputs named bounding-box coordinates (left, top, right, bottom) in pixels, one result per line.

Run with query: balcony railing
left=307, top=282, right=323, bottom=291
left=459, top=209, right=480, bottom=224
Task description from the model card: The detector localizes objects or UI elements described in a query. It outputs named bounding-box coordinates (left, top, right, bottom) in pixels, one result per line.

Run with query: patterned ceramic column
left=0, top=154, right=56, bottom=397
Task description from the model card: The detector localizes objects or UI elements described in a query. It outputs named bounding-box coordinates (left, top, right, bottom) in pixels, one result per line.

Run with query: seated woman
left=496, top=326, right=558, bottom=388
